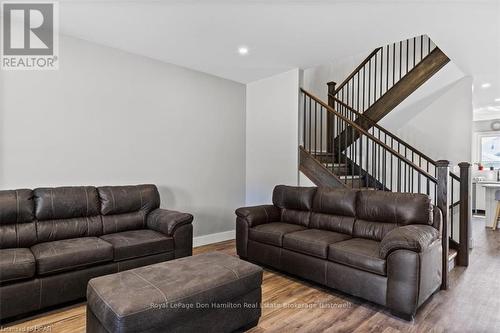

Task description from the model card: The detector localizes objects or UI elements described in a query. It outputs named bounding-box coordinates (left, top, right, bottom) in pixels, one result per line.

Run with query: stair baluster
left=299, top=88, right=471, bottom=290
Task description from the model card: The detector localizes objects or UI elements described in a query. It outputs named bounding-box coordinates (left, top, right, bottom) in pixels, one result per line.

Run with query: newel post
left=436, top=160, right=450, bottom=290
left=326, top=81, right=336, bottom=154
left=458, top=162, right=471, bottom=267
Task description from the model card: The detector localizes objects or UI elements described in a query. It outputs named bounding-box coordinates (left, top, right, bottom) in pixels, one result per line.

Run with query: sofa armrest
left=147, top=208, right=194, bottom=236
left=235, top=205, right=280, bottom=227
left=380, top=225, right=440, bottom=258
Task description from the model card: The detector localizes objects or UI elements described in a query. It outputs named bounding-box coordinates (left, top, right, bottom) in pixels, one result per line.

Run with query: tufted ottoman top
left=87, top=252, right=262, bottom=332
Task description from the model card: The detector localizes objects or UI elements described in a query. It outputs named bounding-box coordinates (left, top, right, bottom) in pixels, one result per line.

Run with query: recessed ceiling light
left=495, top=98, right=500, bottom=103
left=481, top=83, right=492, bottom=89
left=238, top=46, right=249, bottom=55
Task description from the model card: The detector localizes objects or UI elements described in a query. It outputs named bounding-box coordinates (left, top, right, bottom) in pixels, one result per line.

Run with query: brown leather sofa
left=236, top=185, right=442, bottom=320
left=0, top=184, right=193, bottom=321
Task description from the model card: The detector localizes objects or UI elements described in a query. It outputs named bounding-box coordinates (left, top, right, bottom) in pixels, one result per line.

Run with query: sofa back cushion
left=98, top=184, right=160, bottom=234
left=310, top=187, right=357, bottom=234
left=272, top=185, right=316, bottom=227
left=34, top=186, right=103, bottom=242
left=354, top=190, right=433, bottom=241
left=0, top=189, right=37, bottom=248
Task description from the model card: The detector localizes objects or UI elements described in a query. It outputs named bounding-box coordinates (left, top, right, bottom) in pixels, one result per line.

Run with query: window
left=480, top=135, right=500, bottom=169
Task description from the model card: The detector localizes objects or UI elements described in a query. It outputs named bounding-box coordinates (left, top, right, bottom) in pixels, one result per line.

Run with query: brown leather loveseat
left=236, top=185, right=442, bottom=320
left=0, top=184, right=193, bottom=321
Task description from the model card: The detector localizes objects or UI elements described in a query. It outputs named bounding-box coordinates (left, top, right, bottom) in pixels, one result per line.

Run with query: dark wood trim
left=331, top=48, right=449, bottom=162
left=331, top=97, right=437, bottom=167
left=353, top=47, right=450, bottom=125
left=458, top=162, right=471, bottom=267
left=436, top=160, right=450, bottom=290
left=326, top=82, right=336, bottom=154
left=301, top=88, right=437, bottom=182
left=299, top=146, right=346, bottom=188
left=334, top=47, right=382, bottom=95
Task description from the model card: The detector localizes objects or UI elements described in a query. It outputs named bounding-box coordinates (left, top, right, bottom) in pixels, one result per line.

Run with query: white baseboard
left=193, top=230, right=235, bottom=247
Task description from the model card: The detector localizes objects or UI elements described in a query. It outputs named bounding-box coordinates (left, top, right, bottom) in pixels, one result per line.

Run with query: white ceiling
left=55, top=1, right=499, bottom=117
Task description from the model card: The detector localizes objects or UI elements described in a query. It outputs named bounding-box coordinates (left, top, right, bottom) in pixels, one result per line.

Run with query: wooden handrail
left=331, top=96, right=438, bottom=167
left=334, top=47, right=382, bottom=95
left=333, top=35, right=438, bottom=118
left=301, top=88, right=437, bottom=183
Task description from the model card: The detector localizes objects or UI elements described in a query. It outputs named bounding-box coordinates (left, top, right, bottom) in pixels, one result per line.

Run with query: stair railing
left=301, top=88, right=437, bottom=196
left=300, top=87, right=471, bottom=289
left=449, top=163, right=471, bottom=267
left=333, top=35, right=436, bottom=114
left=331, top=96, right=437, bottom=177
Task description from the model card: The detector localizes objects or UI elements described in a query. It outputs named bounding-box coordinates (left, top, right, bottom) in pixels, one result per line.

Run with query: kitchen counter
left=479, top=182, right=500, bottom=228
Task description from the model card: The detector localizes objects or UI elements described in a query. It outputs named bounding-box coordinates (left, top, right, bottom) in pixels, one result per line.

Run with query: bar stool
left=493, top=190, right=500, bottom=230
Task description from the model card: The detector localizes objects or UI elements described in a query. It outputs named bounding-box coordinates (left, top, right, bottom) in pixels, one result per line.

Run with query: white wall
left=0, top=35, right=246, bottom=238
left=302, top=50, right=368, bottom=101
left=245, top=69, right=300, bottom=205
left=379, top=74, right=473, bottom=165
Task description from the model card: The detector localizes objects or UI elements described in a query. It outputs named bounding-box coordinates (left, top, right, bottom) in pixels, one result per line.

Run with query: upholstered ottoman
left=86, top=252, right=263, bottom=333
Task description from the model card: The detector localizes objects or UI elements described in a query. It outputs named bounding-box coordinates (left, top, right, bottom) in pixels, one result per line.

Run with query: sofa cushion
left=0, top=189, right=37, bottom=248
left=248, top=222, right=306, bottom=247
left=0, top=189, right=34, bottom=224
left=312, top=187, right=357, bottom=217
left=309, top=213, right=355, bottom=235
left=272, top=185, right=316, bottom=211
left=356, top=190, right=433, bottom=226
left=272, top=185, right=316, bottom=227
left=353, top=220, right=397, bottom=242
left=0, top=222, right=38, bottom=250
left=31, top=237, right=113, bottom=275
left=281, top=209, right=311, bottom=227
left=33, top=187, right=104, bottom=243
left=34, top=186, right=100, bottom=220
left=36, top=216, right=103, bottom=243
left=101, top=211, right=146, bottom=235
left=97, top=185, right=160, bottom=216
left=328, top=238, right=386, bottom=276
left=0, top=248, right=35, bottom=283
left=309, top=188, right=357, bottom=234
left=283, top=229, right=351, bottom=259
left=100, top=229, right=173, bottom=261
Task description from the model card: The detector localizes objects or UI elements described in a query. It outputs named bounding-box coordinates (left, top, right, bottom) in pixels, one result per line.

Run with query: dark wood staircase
left=299, top=148, right=346, bottom=188
left=356, top=47, right=449, bottom=124
left=297, top=35, right=471, bottom=291
left=328, top=36, right=450, bottom=153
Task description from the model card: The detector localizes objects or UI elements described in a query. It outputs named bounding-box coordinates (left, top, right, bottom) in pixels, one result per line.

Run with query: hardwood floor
left=3, top=217, right=500, bottom=332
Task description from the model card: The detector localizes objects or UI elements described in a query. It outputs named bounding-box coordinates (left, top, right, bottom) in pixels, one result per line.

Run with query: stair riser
left=324, top=165, right=350, bottom=176
left=341, top=178, right=365, bottom=188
